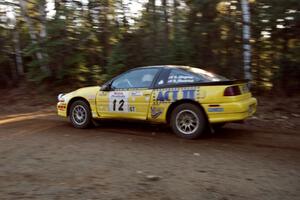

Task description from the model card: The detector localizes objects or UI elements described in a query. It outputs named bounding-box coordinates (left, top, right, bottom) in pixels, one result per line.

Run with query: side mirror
left=100, top=83, right=111, bottom=91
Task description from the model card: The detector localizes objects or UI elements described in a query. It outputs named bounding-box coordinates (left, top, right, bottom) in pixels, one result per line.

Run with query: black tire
left=69, top=100, right=92, bottom=128
left=170, top=103, right=206, bottom=139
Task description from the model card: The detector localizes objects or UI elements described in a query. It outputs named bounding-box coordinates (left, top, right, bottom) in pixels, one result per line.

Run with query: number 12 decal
left=109, top=91, right=129, bottom=112
left=113, top=99, right=124, bottom=111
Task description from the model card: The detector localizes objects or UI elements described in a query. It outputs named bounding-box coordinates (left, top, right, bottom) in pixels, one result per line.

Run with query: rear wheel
left=170, top=103, right=206, bottom=139
left=69, top=100, right=92, bottom=128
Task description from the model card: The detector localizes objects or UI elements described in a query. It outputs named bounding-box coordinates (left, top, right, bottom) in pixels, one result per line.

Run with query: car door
left=96, top=68, right=161, bottom=120
left=147, top=68, right=205, bottom=122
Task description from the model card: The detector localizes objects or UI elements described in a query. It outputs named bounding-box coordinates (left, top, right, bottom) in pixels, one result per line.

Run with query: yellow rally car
left=57, top=65, right=257, bottom=139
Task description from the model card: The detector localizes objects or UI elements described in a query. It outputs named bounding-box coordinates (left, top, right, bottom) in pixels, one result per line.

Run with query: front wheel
left=170, top=103, right=206, bottom=139
left=69, top=100, right=92, bottom=128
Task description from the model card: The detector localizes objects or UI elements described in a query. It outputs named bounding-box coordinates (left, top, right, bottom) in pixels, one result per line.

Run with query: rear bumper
left=205, top=97, right=257, bottom=123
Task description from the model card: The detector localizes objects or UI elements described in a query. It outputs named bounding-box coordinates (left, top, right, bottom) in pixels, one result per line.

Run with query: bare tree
left=19, top=0, right=50, bottom=75
left=0, top=1, right=24, bottom=78
left=241, top=0, right=252, bottom=80
left=13, top=26, right=24, bottom=76
left=162, top=0, right=169, bottom=49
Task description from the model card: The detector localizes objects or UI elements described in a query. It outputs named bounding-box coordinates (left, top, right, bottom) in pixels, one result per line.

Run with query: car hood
left=74, top=86, right=101, bottom=93
left=60, top=86, right=100, bottom=102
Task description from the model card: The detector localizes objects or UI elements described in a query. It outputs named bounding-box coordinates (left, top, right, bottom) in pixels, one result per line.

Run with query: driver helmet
left=142, top=74, right=154, bottom=82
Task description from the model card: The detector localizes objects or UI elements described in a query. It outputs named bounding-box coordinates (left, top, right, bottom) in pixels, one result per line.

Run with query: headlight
left=58, top=93, right=65, bottom=102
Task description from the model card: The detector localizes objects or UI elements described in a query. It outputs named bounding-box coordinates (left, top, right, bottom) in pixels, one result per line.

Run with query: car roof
left=136, top=65, right=191, bottom=70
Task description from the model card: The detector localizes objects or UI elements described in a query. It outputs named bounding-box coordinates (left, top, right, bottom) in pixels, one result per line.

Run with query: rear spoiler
left=153, top=79, right=249, bottom=89
left=203, top=79, right=249, bottom=86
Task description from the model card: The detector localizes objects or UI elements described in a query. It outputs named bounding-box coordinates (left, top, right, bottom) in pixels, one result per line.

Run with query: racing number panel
left=95, top=67, right=164, bottom=120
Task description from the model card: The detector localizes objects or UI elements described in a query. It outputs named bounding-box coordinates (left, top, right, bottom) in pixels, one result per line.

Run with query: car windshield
left=111, top=68, right=159, bottom=89
left=184, top=67, right=228, bottom=82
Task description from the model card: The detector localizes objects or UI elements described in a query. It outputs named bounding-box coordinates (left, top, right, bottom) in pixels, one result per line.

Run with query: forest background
left=0, top=0, right=299, bottom=96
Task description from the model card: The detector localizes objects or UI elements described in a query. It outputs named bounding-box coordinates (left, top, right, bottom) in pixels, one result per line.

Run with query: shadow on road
left=92, top=119, right=249, bottom=141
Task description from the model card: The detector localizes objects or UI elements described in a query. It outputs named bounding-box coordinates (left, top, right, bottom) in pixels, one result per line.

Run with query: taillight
left=224, top=86, right=241, bottom=96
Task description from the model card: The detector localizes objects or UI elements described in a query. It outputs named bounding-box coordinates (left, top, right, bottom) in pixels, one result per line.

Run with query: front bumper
left=57, top=102, right=67, bottom=117
left=205, top=97, right=257, bottom=123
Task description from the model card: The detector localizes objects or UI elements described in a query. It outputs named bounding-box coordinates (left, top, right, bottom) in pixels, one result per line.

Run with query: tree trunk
left=99, top=0, right=110, bottom=69
left=241, top=0, right=252, bottom=80
left=9, top=54, right=17, bottom=84
left=120, top=0, right=129, bottom=29
left=173, top=0, right=179, bottom=33
left=38, top=0, right=51, bottom=75
left=19, top=0, right=50, bottom=75
left=162, top=0, right=169, bottom=50
left=12, top=26, right=24, bottom=76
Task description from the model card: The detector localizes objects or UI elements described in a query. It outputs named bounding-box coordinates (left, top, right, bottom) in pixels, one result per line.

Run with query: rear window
left=185, top=67, right=228, bottom=82
left=157, top=67, right=228, bottom=86
left=167, top=69, right=202, bottom=84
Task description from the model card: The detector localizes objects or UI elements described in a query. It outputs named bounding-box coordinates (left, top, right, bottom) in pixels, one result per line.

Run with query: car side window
left=157, top=69, right=204, bottom=86
left=111, top=68, right=159, bottom=89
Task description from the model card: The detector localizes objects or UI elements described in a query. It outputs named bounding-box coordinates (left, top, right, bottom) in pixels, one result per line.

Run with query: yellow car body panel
left=57, top=86, right=100, bottom=118
left=57, top=84, right=257, bottom=125
left=96, top=89, right=153, bottom=120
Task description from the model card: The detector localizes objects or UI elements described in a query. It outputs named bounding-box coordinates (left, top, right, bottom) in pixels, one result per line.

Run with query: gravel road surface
left=0, top=111, right=299, bottom=200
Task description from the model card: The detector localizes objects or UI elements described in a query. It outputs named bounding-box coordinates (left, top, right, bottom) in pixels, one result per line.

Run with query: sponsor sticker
left=129, top=106, right=136, bottom=112
left=155, top=87, right=197, bottom=103
left=151, top=107, right=164, bottom=119
left=87, top=95, right=96, bottom=100
left=131, top=91, right=143, bottom=96
left=58, top=104, right=66, bottom=111
left=208, top=108, right=224, bottom=112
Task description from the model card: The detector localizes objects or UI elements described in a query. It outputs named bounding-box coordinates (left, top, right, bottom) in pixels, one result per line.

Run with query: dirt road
left=0, top=110, right=299, bottom=200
